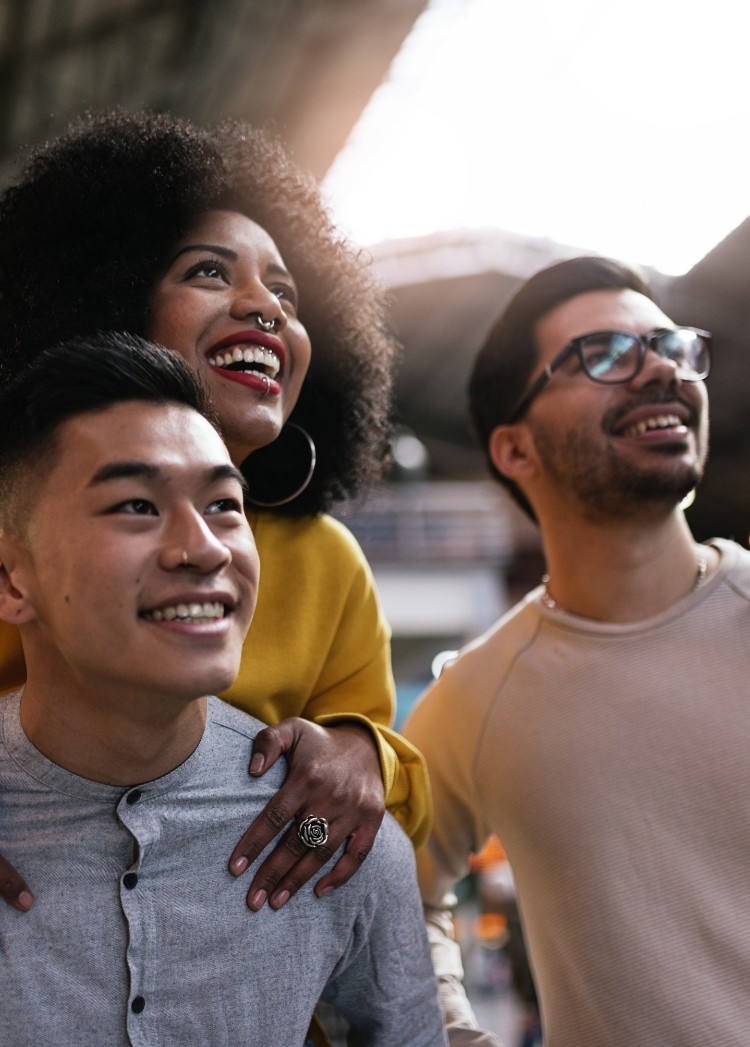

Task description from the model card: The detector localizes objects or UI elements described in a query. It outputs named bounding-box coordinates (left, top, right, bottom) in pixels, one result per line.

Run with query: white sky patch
left=323, top=0, right=750, bottom=275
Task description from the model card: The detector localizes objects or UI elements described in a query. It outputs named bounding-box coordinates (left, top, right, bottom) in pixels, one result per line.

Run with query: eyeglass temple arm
left=507, top=366, right=554, bottom=423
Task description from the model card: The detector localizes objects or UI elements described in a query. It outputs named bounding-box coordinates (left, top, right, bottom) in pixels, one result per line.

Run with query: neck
left=536, top=507, right=715, bottom=623
left=19, top=674, right=207, bottom=786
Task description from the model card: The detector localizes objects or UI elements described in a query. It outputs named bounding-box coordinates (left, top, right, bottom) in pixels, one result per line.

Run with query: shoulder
left=205, top=695, right=268, bottom=741
left=359, top=812, right=418, bottom=887
left=199, top=698, right=287, bottom=792
left=248, top=511, right=370, bottom=571
left=443, top=588, right=543, bottom=684
left=404, top=591, right=542, bottom=744
left=712, top=538, right=750, bottom=599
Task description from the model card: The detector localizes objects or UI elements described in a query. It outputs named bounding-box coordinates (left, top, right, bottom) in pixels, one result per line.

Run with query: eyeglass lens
left=581, top=329, right=708, bottom=383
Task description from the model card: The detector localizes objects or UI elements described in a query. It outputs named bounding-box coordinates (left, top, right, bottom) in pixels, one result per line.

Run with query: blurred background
left=3, top=1, right=749, bottom=1037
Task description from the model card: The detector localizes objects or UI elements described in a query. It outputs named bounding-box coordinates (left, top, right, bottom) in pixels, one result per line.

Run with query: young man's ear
left=0, top=533, right=37, bottom=625
left=488, top=423, right=537, bottom=483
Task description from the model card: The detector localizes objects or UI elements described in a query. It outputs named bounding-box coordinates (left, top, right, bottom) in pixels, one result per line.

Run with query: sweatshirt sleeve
left=404, top=664, right=502, bottom=1044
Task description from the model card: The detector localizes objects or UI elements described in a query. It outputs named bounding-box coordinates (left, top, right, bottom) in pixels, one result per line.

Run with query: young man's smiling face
left=7, top=400, right=259, bottom=710
left=524, top=288, right=709, bottom=517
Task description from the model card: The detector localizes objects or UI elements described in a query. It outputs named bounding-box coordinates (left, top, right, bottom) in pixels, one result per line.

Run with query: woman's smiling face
left=148, top=209, right=312, bottom=465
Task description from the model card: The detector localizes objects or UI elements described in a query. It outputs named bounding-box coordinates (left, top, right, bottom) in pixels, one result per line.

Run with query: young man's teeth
left=145, top=601, right=225, bottom=622
left=625, top=414, right=681, bottom=437
left=208, top=345, right=280, bottom=378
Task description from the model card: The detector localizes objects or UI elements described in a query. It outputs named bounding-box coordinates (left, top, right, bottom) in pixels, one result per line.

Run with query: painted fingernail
left=271, top=890, right=290, bottom=909
left=249, top=889, right=267, bottom=910
left=230, top=856, right=248, bottom=875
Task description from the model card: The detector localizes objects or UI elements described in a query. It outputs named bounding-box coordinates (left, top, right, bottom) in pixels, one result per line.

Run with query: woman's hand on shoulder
left=228, top=717, right=385, bottom=910
left=0, top=852, right=33, bottom=911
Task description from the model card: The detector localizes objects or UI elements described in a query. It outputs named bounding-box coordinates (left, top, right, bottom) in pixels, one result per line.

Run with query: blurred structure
left=0, top=0, right=428, bottom=179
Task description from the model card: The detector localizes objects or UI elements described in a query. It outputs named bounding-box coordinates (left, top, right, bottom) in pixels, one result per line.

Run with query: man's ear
left=488, top=423, right=537, bottom=483
left=0, top=532, right=37, bottom=625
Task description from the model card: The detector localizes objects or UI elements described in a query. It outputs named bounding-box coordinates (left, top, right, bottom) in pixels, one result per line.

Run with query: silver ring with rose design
left=297, top=815, right=329, bottom=848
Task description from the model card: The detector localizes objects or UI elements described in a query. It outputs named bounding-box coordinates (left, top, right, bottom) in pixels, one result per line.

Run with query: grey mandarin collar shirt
left=0, top=694, right=446, bottom=1046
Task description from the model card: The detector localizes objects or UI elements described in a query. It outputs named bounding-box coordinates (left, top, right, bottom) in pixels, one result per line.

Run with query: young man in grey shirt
left=0, top=332, right=446, bottom=1047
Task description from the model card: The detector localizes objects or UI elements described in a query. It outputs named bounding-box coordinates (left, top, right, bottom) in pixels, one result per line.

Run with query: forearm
left=315, top=712, right=432, bottom=847
left=425, top=906, right=505, bottom=1047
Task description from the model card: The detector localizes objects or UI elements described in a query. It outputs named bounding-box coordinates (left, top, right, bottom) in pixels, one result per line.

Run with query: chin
left=236, top=407, right=285, bottom=454
left=200, top=668, right=240, bottom=696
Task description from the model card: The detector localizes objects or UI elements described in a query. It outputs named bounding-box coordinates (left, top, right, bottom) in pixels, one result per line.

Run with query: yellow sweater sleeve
left=221, top=512, right=432, bottom=846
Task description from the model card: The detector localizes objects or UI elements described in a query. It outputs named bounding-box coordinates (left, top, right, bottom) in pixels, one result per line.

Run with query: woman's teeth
left=208, top=345, right=280, bottom=379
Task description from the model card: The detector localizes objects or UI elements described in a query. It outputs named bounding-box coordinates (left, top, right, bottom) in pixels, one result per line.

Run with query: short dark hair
left=0, top=331, right=216, bottom=531
left=468, top=255, right=654, bottom=517
left=0, top=109, right=397, bottom=515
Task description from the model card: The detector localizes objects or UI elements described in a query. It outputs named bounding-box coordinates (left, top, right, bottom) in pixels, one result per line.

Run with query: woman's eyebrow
left=168, top=242, right=238, bottom=264
left=167, top=244, right=296, bottom=289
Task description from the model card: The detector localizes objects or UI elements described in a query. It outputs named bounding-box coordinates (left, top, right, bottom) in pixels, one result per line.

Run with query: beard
left=531, top=419, right=707, bottom=522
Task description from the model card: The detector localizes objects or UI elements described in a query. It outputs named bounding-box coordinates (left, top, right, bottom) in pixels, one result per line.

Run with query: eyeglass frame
left=506, top=326, right=712, bottom=424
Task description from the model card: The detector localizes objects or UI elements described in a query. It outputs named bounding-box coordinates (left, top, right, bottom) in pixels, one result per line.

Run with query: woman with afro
left=0, top=111, right=430, bottom=931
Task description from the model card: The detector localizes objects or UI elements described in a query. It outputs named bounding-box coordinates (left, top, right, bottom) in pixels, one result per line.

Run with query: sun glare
left=323, top=0, right=750, bottom=275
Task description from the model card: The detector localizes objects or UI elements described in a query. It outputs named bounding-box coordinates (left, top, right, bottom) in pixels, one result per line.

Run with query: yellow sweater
left=0, top=511, right=431, bottom=846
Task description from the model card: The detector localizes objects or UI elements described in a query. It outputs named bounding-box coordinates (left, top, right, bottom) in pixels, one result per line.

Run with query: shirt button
left=126, top=789, right=142, bottom=805
left=123, top=873, right=138, bottom=890
left=131, top=996, right=145, bottom=1014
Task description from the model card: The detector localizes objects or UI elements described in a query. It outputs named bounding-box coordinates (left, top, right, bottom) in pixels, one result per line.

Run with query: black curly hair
left=0, top=109, right=397, bottom=515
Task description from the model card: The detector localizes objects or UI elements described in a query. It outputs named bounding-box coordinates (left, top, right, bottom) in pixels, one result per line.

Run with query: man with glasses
left=405, top=255, right=750, bottom=1046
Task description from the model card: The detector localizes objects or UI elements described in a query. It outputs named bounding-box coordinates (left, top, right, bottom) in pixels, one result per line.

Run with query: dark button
left=123, top=873, right=138, bottom=890
left=131, top=996, right=145, bottom=1014
left=126, top=789, right=142, bottom=805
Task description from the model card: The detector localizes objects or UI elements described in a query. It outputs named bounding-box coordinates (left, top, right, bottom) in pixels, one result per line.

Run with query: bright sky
left=323, top=0, right=750, bottom=275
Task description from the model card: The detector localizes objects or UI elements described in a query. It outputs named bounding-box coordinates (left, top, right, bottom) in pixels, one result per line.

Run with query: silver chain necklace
left=540, top=552, right=708, bottom=612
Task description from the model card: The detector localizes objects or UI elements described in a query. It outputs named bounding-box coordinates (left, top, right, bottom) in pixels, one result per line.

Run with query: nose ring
left=256, top=315, right=277, bottom=332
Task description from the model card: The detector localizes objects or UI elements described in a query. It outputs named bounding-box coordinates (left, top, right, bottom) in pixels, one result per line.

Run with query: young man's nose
left=160, top=513, right=232, bottom=572
left=629, top=346, right=681, bottom=389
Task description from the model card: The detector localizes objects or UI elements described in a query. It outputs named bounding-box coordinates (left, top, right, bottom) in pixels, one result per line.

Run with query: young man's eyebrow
left=88, top=461, right=249, bottom=496
left=88, top=462, right=159, bottom=486
left=210, top=463, right=249, bottom=497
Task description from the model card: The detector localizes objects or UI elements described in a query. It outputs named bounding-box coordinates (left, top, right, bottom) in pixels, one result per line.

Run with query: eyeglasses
left=508, top=326, right=712, bottom=423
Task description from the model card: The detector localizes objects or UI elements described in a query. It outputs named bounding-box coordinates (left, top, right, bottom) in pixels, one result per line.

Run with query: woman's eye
left=271, top=283, right=299, bottom=310
left=185, top=257, right=228, bottom=282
